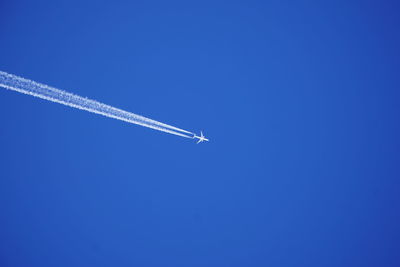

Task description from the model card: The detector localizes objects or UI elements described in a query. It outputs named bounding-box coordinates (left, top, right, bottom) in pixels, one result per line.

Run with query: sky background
left=1, top=1, right=400, bottom=266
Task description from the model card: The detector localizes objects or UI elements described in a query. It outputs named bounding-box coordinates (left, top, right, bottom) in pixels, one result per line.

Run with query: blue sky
left=1, top=1, right=400, bottom=266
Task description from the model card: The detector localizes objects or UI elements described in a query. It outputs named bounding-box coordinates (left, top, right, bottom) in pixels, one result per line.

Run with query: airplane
left=193, top=131, right=209, bottom=144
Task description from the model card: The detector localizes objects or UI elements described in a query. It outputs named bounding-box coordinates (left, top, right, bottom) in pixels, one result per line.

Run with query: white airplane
left=193, top=131, right=209, bottom=144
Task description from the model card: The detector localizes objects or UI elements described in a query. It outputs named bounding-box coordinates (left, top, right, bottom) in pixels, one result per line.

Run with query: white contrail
left=0, top=71, right=195, bottom=139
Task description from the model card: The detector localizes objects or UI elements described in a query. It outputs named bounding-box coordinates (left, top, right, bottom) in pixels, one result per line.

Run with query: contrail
left=0, top=71, right=196, bottom=139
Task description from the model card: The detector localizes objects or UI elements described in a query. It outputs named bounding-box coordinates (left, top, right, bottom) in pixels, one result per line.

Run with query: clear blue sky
left=1, top=1, right=399, bottom=266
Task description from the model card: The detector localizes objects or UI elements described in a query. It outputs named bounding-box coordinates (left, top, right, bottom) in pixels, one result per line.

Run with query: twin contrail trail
left=0, top=71, right=206, bottom=141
